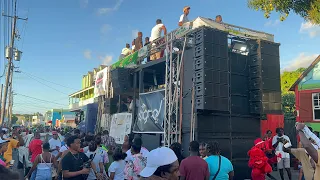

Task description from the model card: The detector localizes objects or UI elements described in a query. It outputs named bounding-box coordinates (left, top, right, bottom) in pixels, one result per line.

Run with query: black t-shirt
left=61, top=152, right=89, bottom=180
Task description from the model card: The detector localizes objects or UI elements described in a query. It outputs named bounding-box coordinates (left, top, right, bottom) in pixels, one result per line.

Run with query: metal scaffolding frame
left=162, top=32, right=188, bottom=147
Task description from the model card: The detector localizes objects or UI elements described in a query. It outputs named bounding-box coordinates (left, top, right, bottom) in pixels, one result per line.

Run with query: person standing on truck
left=178, top=6, right=190, bottom=26
left=150, top=19, right=167, bottom=61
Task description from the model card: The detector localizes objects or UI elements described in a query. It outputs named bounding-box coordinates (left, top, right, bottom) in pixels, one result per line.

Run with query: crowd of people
left=249, top=124, right=320, bottom=180
left=118, top=6, right=223, bottom=64
left=0, top=122, right=319, bottom=179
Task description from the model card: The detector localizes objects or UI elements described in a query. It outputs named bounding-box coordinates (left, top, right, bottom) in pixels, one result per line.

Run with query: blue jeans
left=30, top=169, right=36, bottom=180
left=35, top=168, right=51, bottom=180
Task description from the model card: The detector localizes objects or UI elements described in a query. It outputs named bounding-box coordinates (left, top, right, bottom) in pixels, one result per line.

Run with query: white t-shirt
left=108, top=160, right=126, bottom=180
left=59, top=145, right=68, bottom=152
left=272, top=135, right=291, bottom=159
left=49, top=138, right=61, bottom=157
left=179, top=14, right=189, bottom=24
left=150, top=24, right=164, bottom=42
left=86, top=151, right=105, bottom=180
left=129, top=99, right=139, bottom=111
left=125, top=147, right=149, bottom=162
left=121, top=48, right=132, bottom=56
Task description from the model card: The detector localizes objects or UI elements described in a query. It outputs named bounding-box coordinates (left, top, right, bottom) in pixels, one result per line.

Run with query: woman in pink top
left=0, top=138, right=9, bottom=166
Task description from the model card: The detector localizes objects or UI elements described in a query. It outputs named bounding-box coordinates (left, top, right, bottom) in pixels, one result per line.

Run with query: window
left=312, top=93, right=320, bottom=120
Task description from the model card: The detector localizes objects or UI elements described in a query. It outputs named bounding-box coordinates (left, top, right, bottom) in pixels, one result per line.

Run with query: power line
left=20, top=72, right=70, bottom=95
left=14, top=94, right=68, bottom=106
left=15, top=93, right=67, bottom=106
left=20, top=71, right=77, bottom=91
left=13, top=104, right=51, bottom=110
left=14, top=99, right=64, bottom=110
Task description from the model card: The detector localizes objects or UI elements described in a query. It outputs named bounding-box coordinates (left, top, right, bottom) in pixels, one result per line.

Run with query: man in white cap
left=139, top=147, right=180, bottom=179
left=178, top=6, right=190, bottom=26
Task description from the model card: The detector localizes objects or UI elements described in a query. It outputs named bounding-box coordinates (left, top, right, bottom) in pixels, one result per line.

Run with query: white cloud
left=131, top=29, right=139, bottom=39
left=80, top=0, right=89, bottom=8
left=300, top=21, right=320, bottom=38
left=264, top=19, right=280, bottom=27
left=83, top=49, right=92, bottom=59
left=99, top=55, right=113, bottom=65
left=282, top=53, right=319, bottom=72
left=100, top=24, right=112, bottom=34
left=97, top=0, right=124, bottom=15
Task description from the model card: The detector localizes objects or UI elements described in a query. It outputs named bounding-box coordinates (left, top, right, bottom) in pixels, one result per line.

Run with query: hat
left=0, top=138, right=9, bottom=145
left=183, top=6, right=190, bottom=12
left=139, top=147, right=177, bottom=177
left=52, top=131, right=58, bottom=135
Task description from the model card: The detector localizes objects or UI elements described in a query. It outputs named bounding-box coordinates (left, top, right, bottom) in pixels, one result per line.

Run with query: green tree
left=248, top=0, right=320, bottom=24
left=282, top=93, right=296, bottom=120
left=281, top=68, right=306, bottom=94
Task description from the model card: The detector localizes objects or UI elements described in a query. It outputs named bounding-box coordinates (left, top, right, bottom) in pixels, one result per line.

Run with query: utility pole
left=0, top=0, right=27, bottom=126
left=0, top=84, right=3, bottom=121
left=6, top=65, right=13, bottom=126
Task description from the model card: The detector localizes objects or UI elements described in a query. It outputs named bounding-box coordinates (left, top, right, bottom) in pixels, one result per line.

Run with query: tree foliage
left=280, top=68, right=306, bottom=120
left=282, top=93, right=296, bottom=120
left=248, top=0, right=320, bottom=24
left=281, top=67, right=306, bottom=94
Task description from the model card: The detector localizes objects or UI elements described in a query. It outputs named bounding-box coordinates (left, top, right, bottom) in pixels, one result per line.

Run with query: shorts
left=277, top=158, right=290, bottom=169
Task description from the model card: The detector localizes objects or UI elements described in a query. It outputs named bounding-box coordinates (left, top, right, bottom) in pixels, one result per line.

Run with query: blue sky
left=1, top=0, right=319, bottom=114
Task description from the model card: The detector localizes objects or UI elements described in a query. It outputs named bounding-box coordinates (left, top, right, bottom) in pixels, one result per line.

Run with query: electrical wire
left=21, top=72, right=71, bottom=95
left=20, top=71, right=77, bottom=91
left=15, top=93, right=67, bottom=106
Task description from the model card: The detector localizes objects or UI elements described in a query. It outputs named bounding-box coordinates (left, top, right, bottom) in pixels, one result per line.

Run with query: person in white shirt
left=178, top=6, right=190, bottom=26
left=150, top=19, right=167, bottom=61
left=108, top=147, right=127, bottom=180
left=272, top=127, right=292, bottom=180
left=119, top=43, right=132, bottom=60
left=49, top=131, right=61, bottom=157
left=125, top=137, right=149, bottom=162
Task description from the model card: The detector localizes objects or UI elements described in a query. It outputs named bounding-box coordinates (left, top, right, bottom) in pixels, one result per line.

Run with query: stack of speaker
left=180, top=27, right=282, bottom=180
left=193, top=28, right=230, bottom=112
left=248, top=40, right=281, bottom=115
left=111, top=68, right=133, bottom=94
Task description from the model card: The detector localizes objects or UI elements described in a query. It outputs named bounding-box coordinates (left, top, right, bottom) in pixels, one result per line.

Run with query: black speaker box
left=111, top=68, right=133, bottom=94
left=195, top=96, right=229, bottom=112
left=229, top=52, right=248, bottom=76
left=104, top=98, right=118, bottom=114
left=231, top=95, right=249, bottom=115
left=194, top=69, right=229, bottom=84
left=230, top=74, right=248, bottom=96
left=194, top=42, right=228, bottom=59
left=194, top=27, right=228, bottom=45
left=195, top=82, right=229, bottom=98
left=194, top=55, right=228, bottom=71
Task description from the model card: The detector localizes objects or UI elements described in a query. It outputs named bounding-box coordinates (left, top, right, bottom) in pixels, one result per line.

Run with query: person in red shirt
left=179, top=141, right=210, bottom=180
left=29, top=132, right=43, bottom=163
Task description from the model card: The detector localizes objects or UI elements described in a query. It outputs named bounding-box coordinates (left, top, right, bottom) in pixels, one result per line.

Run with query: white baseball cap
left=139, top=147, right=177, bottom=177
